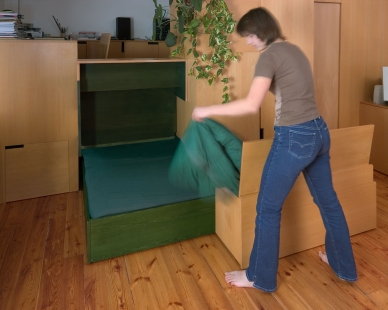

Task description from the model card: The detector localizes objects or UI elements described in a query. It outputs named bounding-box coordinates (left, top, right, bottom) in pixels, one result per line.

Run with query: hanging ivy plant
left=153, top=0, right=239, bottom=103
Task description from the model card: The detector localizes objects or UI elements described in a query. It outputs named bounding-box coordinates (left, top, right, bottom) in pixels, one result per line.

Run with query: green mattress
left=82, top=137, right=204, bottom=219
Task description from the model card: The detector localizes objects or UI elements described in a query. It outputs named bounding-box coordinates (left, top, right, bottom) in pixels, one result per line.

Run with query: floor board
left=0, top=171, right=387, bottom=309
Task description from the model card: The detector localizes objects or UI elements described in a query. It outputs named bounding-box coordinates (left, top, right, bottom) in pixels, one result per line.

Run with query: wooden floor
left=0, top=172, right=387, bottom=310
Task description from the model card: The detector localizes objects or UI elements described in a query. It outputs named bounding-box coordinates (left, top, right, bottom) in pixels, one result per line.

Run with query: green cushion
left=169, top=119, right=242, bottom=196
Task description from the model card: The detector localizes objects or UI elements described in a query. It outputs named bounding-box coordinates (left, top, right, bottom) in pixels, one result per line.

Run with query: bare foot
left=318, top=251, right=328, bottom=264
left=225, top=270, right=254, bottom=288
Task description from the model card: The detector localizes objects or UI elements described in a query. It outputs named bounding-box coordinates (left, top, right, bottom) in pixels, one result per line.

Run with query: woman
left=192, top=7, right=357, bottom=292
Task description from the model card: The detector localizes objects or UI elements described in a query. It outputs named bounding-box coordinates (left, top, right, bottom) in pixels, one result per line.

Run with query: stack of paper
left=0, top=10, right=18, bottom=37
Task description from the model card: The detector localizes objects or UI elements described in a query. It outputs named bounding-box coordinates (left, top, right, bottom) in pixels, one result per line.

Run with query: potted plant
left=153, top=0, right=239, bottom=103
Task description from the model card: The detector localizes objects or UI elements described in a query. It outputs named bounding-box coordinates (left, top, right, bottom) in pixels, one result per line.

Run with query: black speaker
left=116, top=17, right=132, bottom=40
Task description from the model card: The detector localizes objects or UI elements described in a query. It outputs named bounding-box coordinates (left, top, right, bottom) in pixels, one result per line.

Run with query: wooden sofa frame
left=216, top=125, right=376, bottom=268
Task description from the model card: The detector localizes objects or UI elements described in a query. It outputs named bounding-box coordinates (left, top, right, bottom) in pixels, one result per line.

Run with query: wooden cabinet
left=108, top=41, right=124, bottom=58
left=5, top=141, right=70, bottom=201
left=124, top=41, right=159, bottom=58
left=359, top=101, right=388, bottom=175
left=78, top=40, right=170, bottom=59
left=0, top=40, right=79, bottom=203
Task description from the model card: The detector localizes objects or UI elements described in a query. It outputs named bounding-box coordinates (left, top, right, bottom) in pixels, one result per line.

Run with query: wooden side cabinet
left=0, top=40, right=79, bottom=203
left=359, top=101, right=388, bottom=175
left=78, top=40, right=170, bottom=59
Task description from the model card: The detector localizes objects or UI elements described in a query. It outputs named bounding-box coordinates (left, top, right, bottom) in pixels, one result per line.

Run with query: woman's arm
left=192, top=76, right=272, bottom=121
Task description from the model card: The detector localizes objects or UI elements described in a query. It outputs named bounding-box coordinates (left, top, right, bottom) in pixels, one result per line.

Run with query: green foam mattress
left=82, top=137, right=203, bottom=219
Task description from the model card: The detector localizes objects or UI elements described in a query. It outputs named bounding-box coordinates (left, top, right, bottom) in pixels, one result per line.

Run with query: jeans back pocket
left=288, top=130, right=316, bottom=159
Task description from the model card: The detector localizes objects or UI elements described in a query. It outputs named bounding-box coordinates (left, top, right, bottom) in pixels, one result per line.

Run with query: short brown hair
left=236, top=7, right=285, bottom=45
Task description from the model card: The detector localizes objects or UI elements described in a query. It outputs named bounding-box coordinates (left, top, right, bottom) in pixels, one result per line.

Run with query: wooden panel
left=359, top=102, right=388, bottom=175
left=339, top=0, right=368, bottom=128
left=239, top=124, right=374, bottom=196
left=329, top=124, right=374, bottom=171
left=186, top=52, right=261, bottom=141
left=239, top=139, right=272, bottom=196
left=0, top=40, right=78, bottom=145
left=217, top=125, right=376, bottom=269
left=80, top=89, right=177, bottom=146
left=68, top=138, right=79, bottom=192
left=365, top=0, right=388, bottom=113
left=5, top=141, right=70, bottom=202
left=219, top=0, right=261, bottom=53
left=278, top=164, right=376, bottom=258
left=0, top=144, right=4, bottom=204
left=79, top=62, right=185, bottom=93
left=86, top=40, right=100, bottom=59
left=124, top=41, right=159, bottom=58
left=98, top=33, right=111, bottom=59
left=314, top=2, right=340, bottom=129
left=215, top=188, right=243, bottom=264
left=108, top=41, right=124, bottom=58
left=262, top=0, right=314, bottom=64
left=85, top=196, right=215, bottom=263
left=260, top=0, right=314, bottom=139
left=78, top=41, right=87, bottom=59
left=219, top=164, right=376, bottom=269
left=158, top=41, right=171, bottom=58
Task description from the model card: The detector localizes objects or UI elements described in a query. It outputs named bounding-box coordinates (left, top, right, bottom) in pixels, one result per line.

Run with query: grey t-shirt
left=255, top=41, right=320, bottom=126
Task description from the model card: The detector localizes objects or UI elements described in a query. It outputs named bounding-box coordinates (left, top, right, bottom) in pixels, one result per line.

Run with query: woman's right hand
left=192, top=106, right=213, bottom=122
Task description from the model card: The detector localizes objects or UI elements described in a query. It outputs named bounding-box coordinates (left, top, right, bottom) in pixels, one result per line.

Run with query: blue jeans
left=246, top=117, right=357, bottom=292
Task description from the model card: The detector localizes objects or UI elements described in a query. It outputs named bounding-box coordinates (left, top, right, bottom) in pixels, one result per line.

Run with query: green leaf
left=165, top=31, right=177, bottom=47
left=193, top=50, right=199, bottom=58
left=178, top=13, right=184, bottom=34
left=223, top=86, right=228, bottom=92
left=188, top=19, right=200, bottom=28
left=196, top=66, right=203, bottom=72
left=216, top=69, right=222, bottom=76
left=187, top=48, right=192, bottom=55
left=169, top=0, right=173, bottom=5
left=221, top=78, right=228, bottom=83
left=205, top=65, right=212, bottom=71
left=201, top=54, right=207, bottom=61
left=192, top=0, right=203, bottom=12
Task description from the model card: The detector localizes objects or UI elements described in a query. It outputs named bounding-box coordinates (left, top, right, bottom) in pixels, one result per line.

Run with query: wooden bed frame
left=216, top=125, right=376, bottom=269
left=79, top=59, right=218, bottom=263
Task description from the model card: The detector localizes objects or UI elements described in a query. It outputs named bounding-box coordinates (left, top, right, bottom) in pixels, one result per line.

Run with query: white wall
left=4, top=0, right=170, bottom=39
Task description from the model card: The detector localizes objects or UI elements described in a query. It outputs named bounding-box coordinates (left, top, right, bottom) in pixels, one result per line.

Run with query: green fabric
left=169, top=119, right=242, bottom=196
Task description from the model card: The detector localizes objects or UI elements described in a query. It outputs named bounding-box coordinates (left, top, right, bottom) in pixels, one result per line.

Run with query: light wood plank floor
left=0, top=172, right=387, bottom=309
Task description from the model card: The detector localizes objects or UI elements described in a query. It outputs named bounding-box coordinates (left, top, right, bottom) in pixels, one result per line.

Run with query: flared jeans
left=246, top=116, right=357, bottom=292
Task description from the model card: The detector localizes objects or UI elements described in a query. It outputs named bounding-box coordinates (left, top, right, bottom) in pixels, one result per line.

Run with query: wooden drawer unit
left=5, top=141, right=70, bottom=202
left=124, top=41, right=159, bottom=58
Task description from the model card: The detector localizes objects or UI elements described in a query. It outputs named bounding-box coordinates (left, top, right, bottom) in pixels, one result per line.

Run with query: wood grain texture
left=5, top=141, right=70, bottom=202
left=359, top=102, right=388, bottom=175
left=0, top=40, right=78, bottom=145
left=85, top=196, right=215, bottom=263
left=0, top=177, right=387, bottom=309
left=124, top=41, right=159, bottom=58
left=217, top=125, right=376, bottom=268
left=99, top=33, right=111, bottom=59
left=314, top=2, right=340, bottom=129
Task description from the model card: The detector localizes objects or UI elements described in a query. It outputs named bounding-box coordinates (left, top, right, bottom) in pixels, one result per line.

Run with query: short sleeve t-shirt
left=254, top=41, right=320, bottom=126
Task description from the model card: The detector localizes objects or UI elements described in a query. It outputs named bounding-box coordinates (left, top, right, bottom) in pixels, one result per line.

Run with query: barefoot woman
left=192, top=7, right=357, bottom=292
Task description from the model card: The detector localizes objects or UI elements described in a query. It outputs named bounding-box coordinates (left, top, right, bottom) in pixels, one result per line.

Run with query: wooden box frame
left=216, top=125, right=376, bottom=268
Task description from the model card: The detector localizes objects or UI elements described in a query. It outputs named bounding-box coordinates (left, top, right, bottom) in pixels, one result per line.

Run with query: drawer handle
left=148, top=41, right=158, bottom=45
left=5, top=145, right=24, bottom=149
